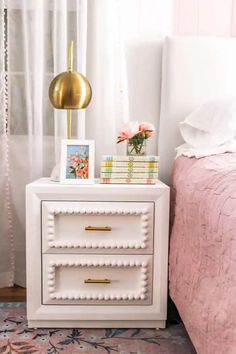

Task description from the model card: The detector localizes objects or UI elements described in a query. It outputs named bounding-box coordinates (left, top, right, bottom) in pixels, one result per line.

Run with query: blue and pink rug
left=0, top=303, right=196, bottom=354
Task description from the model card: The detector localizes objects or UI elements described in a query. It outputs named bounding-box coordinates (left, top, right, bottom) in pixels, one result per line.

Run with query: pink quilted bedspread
left=169, top=153, right=236, bottom=354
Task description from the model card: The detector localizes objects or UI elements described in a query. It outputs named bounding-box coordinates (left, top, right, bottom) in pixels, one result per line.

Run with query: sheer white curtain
left=86, top=0, right=173, bottom=174
left=0, top=0, right=15, bottom=287
left=0, top=0, right=172, bottom=288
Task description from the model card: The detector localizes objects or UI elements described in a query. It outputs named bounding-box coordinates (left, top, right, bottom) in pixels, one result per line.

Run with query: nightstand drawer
left=42, top=201, right=154, bottom=254
left=43, top=254, right=152, bottom=305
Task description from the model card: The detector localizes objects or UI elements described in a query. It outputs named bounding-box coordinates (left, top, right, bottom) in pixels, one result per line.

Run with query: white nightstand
left=26, top=178, right=169, bottom=328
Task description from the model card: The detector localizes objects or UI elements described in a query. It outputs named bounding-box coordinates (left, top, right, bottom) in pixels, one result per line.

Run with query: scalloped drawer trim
left=46, top=207, right=150, bottom=250
left=47, top=259, right=148, bottom=301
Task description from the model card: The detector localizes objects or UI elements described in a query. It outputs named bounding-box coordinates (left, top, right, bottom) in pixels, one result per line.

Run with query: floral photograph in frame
left=60, top=139, right=95, bottom=184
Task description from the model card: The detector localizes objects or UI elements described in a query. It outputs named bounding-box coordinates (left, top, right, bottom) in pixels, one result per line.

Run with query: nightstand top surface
left=28, top=178, right=169, bottom=190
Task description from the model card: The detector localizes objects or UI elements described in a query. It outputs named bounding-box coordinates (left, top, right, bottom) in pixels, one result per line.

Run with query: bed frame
left=158, top=36, right=236, bottom=185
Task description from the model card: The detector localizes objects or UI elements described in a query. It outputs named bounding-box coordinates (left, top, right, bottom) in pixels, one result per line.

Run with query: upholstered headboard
left=158, top=36, right=236, bottom=185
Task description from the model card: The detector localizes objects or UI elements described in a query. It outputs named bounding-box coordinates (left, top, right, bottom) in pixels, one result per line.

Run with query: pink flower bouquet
left=117, top=121, right=155, bottom=155
left=68, top=152, right=89, bottom=179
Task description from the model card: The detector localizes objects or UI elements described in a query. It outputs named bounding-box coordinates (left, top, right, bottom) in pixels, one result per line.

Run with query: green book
left=100, top=172, right=158, bottom=179
left=101, top=161, right=158, bottom=168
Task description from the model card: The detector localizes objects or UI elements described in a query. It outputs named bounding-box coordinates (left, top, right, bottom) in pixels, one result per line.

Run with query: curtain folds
left=0, top=0, right=172, bottom=288
left=0, top=0, right=15, bottom=287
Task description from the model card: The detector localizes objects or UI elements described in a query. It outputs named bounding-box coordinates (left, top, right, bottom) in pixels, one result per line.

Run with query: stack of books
left=100, top=155, right=159, bottom=184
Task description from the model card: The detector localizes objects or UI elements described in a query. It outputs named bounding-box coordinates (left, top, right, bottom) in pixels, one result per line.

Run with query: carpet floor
left=0, top=303, right=196, bottom=354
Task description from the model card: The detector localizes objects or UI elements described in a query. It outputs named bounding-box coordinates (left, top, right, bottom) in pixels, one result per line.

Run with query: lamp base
left=50, top=163, right=60, bottom=182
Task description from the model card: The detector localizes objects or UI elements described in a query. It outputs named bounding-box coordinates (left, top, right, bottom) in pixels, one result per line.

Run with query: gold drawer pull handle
left=85, top=226, right=112, bottom=231
left=84, top=278, right=111, bottom=284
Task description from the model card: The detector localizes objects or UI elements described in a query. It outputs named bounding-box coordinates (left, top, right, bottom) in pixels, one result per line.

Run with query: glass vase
left=127, top=139, right=146, bottom=156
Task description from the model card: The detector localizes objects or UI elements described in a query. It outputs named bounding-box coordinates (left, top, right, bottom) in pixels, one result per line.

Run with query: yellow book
left=101, top=161, right=158, bottom=168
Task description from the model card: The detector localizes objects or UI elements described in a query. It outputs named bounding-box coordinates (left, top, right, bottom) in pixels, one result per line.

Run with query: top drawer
left=42, top=201, right=154, bottom=254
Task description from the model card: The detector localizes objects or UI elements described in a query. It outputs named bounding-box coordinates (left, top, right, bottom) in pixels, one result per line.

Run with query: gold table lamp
left=49, top=40, right=92, bottom=139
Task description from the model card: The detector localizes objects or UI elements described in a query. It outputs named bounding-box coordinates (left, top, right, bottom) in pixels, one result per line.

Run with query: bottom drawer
left=43, top=254, right=153, bottom=305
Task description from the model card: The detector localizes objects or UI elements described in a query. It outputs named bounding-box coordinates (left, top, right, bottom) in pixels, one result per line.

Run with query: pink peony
left=117, top=120, right=155, bottom=144
left=117, top=121, right=140, bottom=142
left=139, top=122, right=155, bottom=132
left=145, top=130, right=154, bottom=138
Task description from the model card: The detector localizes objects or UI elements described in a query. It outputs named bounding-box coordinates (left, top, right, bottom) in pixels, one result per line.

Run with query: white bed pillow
left=179, top=97, right=236, bottom=148
left=176, top=139, right=236, bottom=158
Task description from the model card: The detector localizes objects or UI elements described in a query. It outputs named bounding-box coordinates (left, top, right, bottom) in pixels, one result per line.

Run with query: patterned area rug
left=0, top=303, right=196, bottom=354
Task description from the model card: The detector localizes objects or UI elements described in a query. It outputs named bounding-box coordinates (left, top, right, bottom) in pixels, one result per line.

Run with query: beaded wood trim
left=47, top=259, right=149, bottom=301
left=46, top=207, right=151, bottom=250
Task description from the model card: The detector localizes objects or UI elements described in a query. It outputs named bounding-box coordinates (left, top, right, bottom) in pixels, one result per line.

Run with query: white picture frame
left=60, top=139, right=95, bottom=184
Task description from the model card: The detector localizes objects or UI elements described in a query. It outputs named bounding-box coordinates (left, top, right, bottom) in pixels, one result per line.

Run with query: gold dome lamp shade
left=49, top=40, right=92, bottom=139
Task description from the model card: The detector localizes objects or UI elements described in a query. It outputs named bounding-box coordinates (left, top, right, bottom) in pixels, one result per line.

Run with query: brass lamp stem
left=67, top=110, right=72, bottom=139
left=68, top=40, right=73, bottom=72
left=67, top=40, right=73, bottom=139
